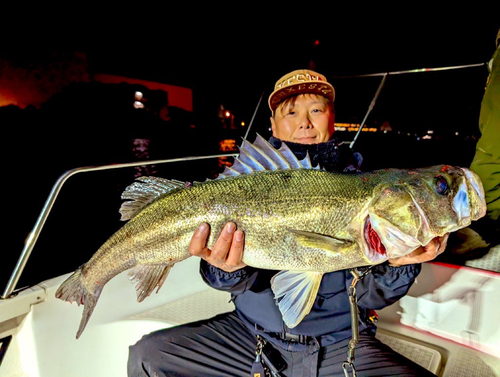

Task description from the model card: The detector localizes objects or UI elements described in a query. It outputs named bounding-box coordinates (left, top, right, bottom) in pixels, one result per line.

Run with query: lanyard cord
left=342, top=267, right=373, bottom=377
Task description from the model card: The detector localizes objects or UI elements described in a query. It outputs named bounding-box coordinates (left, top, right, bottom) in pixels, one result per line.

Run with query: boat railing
left=1, top=153, right=236, bottom=299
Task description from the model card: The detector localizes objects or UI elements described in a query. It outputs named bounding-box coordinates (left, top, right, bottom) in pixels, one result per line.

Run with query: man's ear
left=270, top=116, right=277, bottom=136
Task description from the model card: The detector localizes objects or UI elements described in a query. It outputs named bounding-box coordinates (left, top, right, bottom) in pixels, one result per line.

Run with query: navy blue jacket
left=199, top=136, right=421, bottom=347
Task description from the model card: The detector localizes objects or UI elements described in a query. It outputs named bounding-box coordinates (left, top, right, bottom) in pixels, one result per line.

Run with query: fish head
left=366, top=165, right=487, bottom=259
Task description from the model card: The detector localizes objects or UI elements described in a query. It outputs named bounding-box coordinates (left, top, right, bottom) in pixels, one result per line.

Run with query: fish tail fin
left=55, top=266, right=102, bottom=339
left=128, top=263, right=173, bottom=302
left=76, top=294, right=99, bottom=339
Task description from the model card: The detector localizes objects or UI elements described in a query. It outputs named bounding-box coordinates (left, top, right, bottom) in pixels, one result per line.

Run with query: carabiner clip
left=342, top=361, right=357, bottom=377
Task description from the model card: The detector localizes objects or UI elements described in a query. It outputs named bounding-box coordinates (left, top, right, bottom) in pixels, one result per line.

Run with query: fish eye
left=434, top=175, right=449, bottom=195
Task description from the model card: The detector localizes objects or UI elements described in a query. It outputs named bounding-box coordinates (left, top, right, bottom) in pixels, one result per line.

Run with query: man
left=470, top=29, right=499, bottom=225
left=128, top=69, right=447, bottom=376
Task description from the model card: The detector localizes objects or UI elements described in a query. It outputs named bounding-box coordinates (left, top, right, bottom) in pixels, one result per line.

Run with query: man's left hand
left=388, top=233, right=450, bottom=266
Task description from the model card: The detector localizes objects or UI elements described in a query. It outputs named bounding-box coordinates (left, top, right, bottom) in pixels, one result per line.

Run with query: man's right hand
left=188, top=222, right=246, bottom=272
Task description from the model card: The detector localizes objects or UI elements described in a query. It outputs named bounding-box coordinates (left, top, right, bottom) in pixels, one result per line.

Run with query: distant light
left=314, top=40, right=320, bottom=46
left=427, top=130, right=434, bottom=134
left=219, top=139, right=237, bottom=152
left=335, top=122, right=361, bottom=131
left=241, top=121, right=246, bottom=127
left=455, top=132, right=459, bottom=136
left=133, top=101, right=145, bottom=109
left=225, top=110, right=231, bottom=118
left=422, top=135, right=432, bottom=139
left=334, top=123, right=377, bottom=132
left=134, top=91, right=144, bottom=109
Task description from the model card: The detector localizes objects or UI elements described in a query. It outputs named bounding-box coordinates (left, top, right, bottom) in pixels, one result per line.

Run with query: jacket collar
left=267, top=136, right=362, bottom=172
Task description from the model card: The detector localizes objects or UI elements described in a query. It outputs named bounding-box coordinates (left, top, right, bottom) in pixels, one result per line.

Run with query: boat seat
left=375, top=330, right=442, bottom=375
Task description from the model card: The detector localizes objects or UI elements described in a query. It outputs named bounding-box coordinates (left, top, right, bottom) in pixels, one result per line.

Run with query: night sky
left=3, top=13, right=499, bottom=121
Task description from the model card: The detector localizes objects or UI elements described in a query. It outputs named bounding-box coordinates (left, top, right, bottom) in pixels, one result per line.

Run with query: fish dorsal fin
left=237, top=148, right=267, bottom=172
left=217, top=133, right=319, bottom=179
left=245, top=134, right=290, bottom=170
left=233, top=153, right=263, bottom=173
left=216, top=166, right=240, bottom=179
left=299, top=151, right=314, bottom=169
left=276, top=143, right=303, bottom=169
left=271, top=270, right=323, bottom=328
left=119, top=177, right=187, bottom=221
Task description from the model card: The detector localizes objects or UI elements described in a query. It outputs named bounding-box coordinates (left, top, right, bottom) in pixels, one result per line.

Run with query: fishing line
left=243, top=91, right=265, bottom=143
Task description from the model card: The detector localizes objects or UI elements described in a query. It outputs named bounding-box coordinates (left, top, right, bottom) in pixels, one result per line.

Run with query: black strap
left=254, top=323, right=312, bottom=345
left=277, top=332, right=310, bottom=344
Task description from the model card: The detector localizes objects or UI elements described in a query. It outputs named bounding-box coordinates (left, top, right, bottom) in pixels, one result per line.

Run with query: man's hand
left=388, top=233, right=450, bottom=267
left=188, top=222, right=246, bottom=272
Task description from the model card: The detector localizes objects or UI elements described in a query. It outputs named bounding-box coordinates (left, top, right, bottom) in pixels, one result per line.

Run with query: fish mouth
left=458, top=167, right=486, bottom=222
left=363, top=216, right=388, bottom=263
left=452, top=179, right=471, bottom=225
left=364, top=213, right=422, bottom=261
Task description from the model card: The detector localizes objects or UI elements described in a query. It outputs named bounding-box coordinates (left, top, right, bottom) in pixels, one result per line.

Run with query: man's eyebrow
left=310, top=99, right=324, bottom=103
left=309, top=100, right=326, bottom=106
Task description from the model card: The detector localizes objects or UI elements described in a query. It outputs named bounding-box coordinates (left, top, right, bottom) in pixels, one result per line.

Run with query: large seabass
left=56, top=134, right=487, bottom=338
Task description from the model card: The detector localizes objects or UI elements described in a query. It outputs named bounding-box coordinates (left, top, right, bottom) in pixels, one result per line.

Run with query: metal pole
left=349, top=73, right=388, bottom=149
left=333, top=62, right=486, bottom=79
left=243, top=91, right=265, bottom=142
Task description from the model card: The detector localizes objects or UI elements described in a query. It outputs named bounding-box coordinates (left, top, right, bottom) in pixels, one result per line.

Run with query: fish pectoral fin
left=288, top=229, right=350, bottom=254
left=128, top=264, right=173, bottom=302
left=271, top=270, right=323, bottom=328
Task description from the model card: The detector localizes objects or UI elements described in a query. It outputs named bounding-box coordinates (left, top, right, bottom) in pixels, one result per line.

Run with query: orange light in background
left=345, top=127, right=377, bottom=132
left=218, top=138, right=237, bottom=170
left=225, top=110, right=231, bottom=118
left=335, top=123, right=378, bottom=132
left=219, top=139, right=237, bottom=152
left=218, top=156, right=233, bottom=169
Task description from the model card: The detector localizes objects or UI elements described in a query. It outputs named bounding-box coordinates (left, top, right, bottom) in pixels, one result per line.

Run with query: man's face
left=271, top=94, right=335, bottom=144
